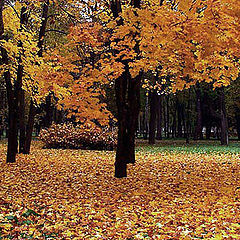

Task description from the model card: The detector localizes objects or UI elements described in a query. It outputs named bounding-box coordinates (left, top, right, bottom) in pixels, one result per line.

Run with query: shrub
left=39, top=123, right=117, bottom=150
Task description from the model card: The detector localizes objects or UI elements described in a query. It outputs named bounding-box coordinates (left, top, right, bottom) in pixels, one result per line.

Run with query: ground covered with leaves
left=0, top=140, right=239, bottom=239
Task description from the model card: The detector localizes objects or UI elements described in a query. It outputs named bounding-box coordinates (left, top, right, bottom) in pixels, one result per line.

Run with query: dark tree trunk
left=44, top=95, right=53, bottom=128
left=219, top=88, right=228, bottom=145
left=115, top=72, right=128, bottom=178
left=126, top=74, right=141, bottom=163
left=186, top=89, right=191, bottom=144
left=7, top=104, right=18, bottom=162
left=19, top=89, right=26, bottom=153
left=177, top=98, right=183, bottom=138
left=156, top=95, right=162, bottom=140
left=149, top=91, right=158, bottom=144
left=143, top=95, right=149, bottom=140
left=172, top=98, right=176, bottom=138
left=22, top=0, right=49, bottom=154
left=111, top=0, right=141, bottom=177
left=194, top=84, right=203, bottom=140
left=206, top=123, right=211, bottom=140
left=23, top=101, right=36, bottom=154
left=166, top=95, right=170, bottom=138
left=236, top=112, right=240, bottom=140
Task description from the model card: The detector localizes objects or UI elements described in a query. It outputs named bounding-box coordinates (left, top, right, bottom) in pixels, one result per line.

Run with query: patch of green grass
left=136, top=140, right=240, bottom=154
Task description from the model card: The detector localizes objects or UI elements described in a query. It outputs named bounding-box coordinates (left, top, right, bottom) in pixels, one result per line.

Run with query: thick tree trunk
left=7, top=104, right=18, bottom=163
left=156, top=95, right=162, bottom=140
left=23, top=101, right=36, bottom=154
left=126, top=74, right=141, bottom=163
left=115, top=72, right=128, bottom=178
left=219, top=88, right=228, bottom=145
left=149, top=91, right=157, bottom=144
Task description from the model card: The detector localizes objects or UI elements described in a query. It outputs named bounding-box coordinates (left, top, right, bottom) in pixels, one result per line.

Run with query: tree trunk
left=143, top=95, right=149, bottom=140
left=235, top=112, right=240, bottom=140
left=19, top=89, right=26, bottom=153
left=156, top=95, right=162, bottom=140
left=219, top=88, right=228, bottom=145
left=194, top=84, right=202, bottom=140
left=149, top=91, right=158, bottom=144
left=23, top=101, right=36, bottom=154
left=166, top=95, right=170, bottom=138
left=177, top=97, right=183, bottom=138
left=115, top=72, right=128, bottom=178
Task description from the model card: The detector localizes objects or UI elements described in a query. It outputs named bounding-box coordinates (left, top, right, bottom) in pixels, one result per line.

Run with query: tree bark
left=235, top=112, right=240, bottom=140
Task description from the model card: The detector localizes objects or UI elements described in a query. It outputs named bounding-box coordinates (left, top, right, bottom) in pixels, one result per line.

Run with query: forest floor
left=0, top=140, right=239, bottom=239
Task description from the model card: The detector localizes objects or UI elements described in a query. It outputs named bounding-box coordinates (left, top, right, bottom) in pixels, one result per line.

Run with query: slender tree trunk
left=177, top=98, right=183, bottom=138
left=172, top=98, right=176, bottom=138
left=219, top=88, right=228, bottom=145
left=23, top=101, right=36, bottom=154
left=143, top=95, right=149, bottom=140
left=19, top=89, right=26, bottom=153
left=156, top=95, right=162, bottom=140
left=23, top=0, right=49, bottom=153
left=149, top=91, right=157, bottom=144
left=166, top=95, right=170, bottom=138
left=235, top=112, right=240, bottom=140
left=206, top=123, right=211, bottom=140
left=194, top=84, right=202, bottom=140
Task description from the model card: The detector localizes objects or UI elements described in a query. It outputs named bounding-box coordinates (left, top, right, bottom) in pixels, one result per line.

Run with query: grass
left=136, top=139, right=240, bottom=154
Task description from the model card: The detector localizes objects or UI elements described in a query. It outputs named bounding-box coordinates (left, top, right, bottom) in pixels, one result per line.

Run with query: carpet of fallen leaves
left=0, top=141, right=240, bottom=239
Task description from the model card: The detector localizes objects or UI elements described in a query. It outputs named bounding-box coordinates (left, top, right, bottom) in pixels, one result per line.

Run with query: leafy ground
left=0, top=140, right=239, bottom=239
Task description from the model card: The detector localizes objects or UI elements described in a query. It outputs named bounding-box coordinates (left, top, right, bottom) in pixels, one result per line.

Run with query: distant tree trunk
left=166, top=95, right=170, bottom=138
left=219, top=88, right=228, bottom=145
left=172, top=98, right=177, bottom=138
left=186, top=89, right=191, bottom=144
left=177, top=98, right=183, bottom=138
left=206, top=124, right=211, bottom=140
left=194, top=84, right=202, bottom=140
left=149, top=91, right=158, bottom=144
left=143, top=94, right=149, bottom=140
left=236, top=112, right=240, bottom=140
left=156, top=95, right=162, bottom=140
